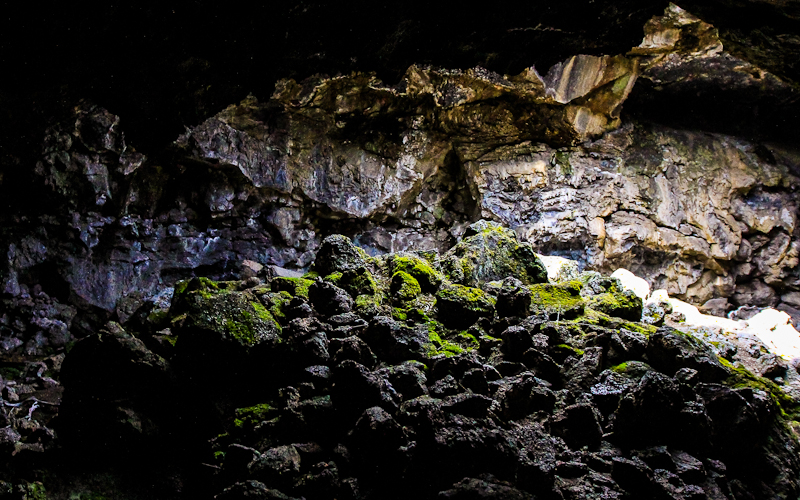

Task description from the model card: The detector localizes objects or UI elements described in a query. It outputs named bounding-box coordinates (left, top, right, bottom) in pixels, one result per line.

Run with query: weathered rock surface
left=45, top=234, right=800, bottom=499
left=0, top=3, right=799, bottom=497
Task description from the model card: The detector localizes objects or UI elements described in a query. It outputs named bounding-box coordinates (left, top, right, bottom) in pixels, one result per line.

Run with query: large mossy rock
left=442, top=220, right=548, bottom=287
left=387, top=253, right=444, bottom=293
left=311, top=235, right=367, bottom=276
left=585, top=288, right=643, bottom=322
left=528, top=282, right=585, bottom=320
left=171, top=277, right=282, bottom=347
left=170, top=277, right=283, bottom=382
left=436, top=283, right=496, bottom=329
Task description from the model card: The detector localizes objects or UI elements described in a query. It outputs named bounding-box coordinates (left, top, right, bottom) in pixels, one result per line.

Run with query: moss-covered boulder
left=436, top=284, right=496, bottom=329
left=271, top=277, right=314, bottom=299
left=390, top=271, right=422, bottom=303
left=311, top=234, right=367, bottom=276
left=387, top=254, right=443, bottom=292
left=585, top=288, right=643, bottom=322
left=339, top=266, right=379, bottom=297
left=529, top=281, right=585, bottom=320
left=171, top=277, right=282, bottom=348
left=442, top=220, right=548, bottom=287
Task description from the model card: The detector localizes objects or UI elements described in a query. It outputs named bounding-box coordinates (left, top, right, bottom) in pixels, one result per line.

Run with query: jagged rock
left=494, top=277, right=533, bottom=319
left=642, top=297, right=672, bottom=326
left=438, top=476, right=534, bottom=499
left=312, top=235, right=367, bottom=276
left=308, top=280, right=354, bottom=316
left=436, top=284, right=497, bottom=329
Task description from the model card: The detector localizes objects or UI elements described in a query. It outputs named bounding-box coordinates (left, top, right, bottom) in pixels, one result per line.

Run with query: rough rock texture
left=0, top=2, right=800, bottom=497
left=41, top=234, right=800, bottom=499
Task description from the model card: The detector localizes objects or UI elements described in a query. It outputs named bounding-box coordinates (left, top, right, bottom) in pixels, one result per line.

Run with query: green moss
left=323, top=272, right=343, bottom=284
left=458, top=331, right=480, bottom=347
left=554, top=150, right=573, bottom=176
left=20, top=482, right=46, bottom=500
left=719, top=357, right=800, bottom=421
left=261, top=291, right=293, bottom=323
left=424, top=320, right=475, bottom=357
left=233, top=403, right=278, bottom=431
left=611, top=362, right=629, bottom=373
left=271, top=277, right=314, bottom=299
left=528, top=283, right=585, bottom=320
left=571, top=308, right=656, bottom=336
left=174, top=276, right=222, bottom=299
left=391, top=271, right=422, bottom=302
left=436, top=283, right=496, bottom=329
left=0, top=367, right=22, bottom=379
left=339, top=266, right=379, bottom=296
left=390, top=255, right=443, bottom=292
left=554, top=343, right=584, bottom=356
left=146, top=309, right=169, bottom=327
left=442, top=222, right=549, bottom=287
left=392, top=307, right=409, bottom=321
left=585, top=289, right=642, bottom=322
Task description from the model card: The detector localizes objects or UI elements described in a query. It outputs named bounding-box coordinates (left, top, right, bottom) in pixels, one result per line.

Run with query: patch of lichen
left=391, top=271, right=422, bottom=302
left=389, top=255, right=443, bottom=292
left=271, top=277, right=314, bottom=299
left=528, top=282, right=585, bottom=320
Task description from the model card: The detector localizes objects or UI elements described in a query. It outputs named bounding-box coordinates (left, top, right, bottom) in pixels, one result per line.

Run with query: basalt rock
left=42, top=235, right=800, bottom=499
left=2, top=3, right=800, bottom=499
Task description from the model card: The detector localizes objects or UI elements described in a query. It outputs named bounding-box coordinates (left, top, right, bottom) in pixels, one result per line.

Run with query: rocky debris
left=41, top=232, right=800, bottom=499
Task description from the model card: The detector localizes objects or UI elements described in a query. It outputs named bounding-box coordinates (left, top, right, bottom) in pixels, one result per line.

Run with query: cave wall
left=1, top=3, right=800, bottom=354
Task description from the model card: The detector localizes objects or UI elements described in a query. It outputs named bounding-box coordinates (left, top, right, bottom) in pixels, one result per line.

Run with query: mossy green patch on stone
left=259, top=291, right=293, bottom=324
left=570, top=308, right=657, bottom=336
left=441, top=220, right=548, bottom=287
left=391, top=271, right=422, bottom=302
left=585, top=289, right=642, bottom=322
left=271, top=276, right=314, bottom=299
left=719, top=357, right=800, bottom=422
left=323, top=272, right=343, bottom=284
left=528, top=282, right=585, bottom=320
left=389, top=254, right=443, bottom=292
left=436, top=283, right=496, bottom=329
left=172, top=287, right=282, bottom=348
left=339, top=266, right=379, bottom=297
left=234, top=403, right=277, bottom=429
